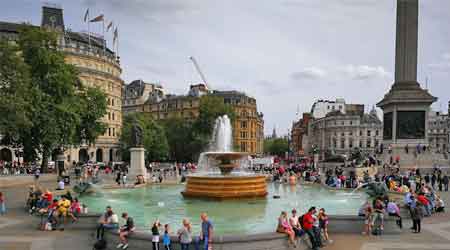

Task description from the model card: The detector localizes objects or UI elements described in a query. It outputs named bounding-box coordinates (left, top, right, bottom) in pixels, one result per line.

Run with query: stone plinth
left=129, top=147, right=146, bottom=182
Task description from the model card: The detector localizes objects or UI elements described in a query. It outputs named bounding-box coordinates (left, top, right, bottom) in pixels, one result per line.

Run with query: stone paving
left=1, top=175, right=450, bottom=250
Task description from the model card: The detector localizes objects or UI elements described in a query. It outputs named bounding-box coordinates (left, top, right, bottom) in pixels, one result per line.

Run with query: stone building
left=308, top=105, right=382, bottom=160
left=123, top=84, right=264, bottom=155
left=310, top=98, right=346, bottom=119
left=427, top=111, right=448, bottom=153
left=123, top=80, right=165, bottom=113
left=291, top=113, right=311, bottom=156
left=0, top=5, right=124, bottom=164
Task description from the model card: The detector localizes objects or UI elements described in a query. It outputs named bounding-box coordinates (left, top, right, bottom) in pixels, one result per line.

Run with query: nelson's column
left=377, top=0, right=437, bottom=160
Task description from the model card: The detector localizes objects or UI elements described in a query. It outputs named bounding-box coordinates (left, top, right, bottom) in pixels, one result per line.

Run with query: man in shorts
left=117, top=212, right=134, bottom=249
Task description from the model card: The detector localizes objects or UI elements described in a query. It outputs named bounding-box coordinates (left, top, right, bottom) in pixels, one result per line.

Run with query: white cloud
left=291, top=67, right=327, bottom=80
left=341, top=65, right=390, bottom=80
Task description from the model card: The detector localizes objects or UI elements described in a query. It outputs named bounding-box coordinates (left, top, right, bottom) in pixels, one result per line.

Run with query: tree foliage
left=0, top=26, right=107, bottom=171
left=264, top=137, right=289, bottom=157
left=120, top=113, right=169, bottom=163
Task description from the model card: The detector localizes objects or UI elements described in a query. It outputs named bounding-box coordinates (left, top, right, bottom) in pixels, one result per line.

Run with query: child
left=152, top=220, right=161, bottom=250
left=0, top=192, right=5, bottom=215
left=163, top=224, right=171, bottom=250
left=363, top=206, right=373, bottom=235
left=318, top=208, right=331, bottom=243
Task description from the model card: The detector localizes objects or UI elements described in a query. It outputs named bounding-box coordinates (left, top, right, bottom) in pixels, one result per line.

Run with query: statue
left=363, top=182, right=388, bottom=198
left=131, top=119, right=143, bottom=147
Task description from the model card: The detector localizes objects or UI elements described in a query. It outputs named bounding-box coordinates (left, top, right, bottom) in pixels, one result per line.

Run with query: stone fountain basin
left=203, top=151, right=249, bottom=161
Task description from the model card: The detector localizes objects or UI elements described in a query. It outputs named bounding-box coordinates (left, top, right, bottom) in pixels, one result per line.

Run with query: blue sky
left=2, top=0, right=450, bottom=135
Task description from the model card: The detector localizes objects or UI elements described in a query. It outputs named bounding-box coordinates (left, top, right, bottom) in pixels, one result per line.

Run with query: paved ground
left=1, top=174, right=450, bottom=250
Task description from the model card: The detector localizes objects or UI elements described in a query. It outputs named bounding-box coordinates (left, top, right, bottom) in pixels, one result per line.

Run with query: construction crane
left=189, top=56, right=208, bottom=87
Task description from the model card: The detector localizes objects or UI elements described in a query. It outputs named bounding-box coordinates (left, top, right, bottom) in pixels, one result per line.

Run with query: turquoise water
left=80, top=183, right=367, bottom=235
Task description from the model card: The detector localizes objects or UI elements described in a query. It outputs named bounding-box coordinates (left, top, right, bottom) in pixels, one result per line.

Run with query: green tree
left=0, top=26, right=107, bottom=172
left=264, top=138, right=289, bottom=157
left=120, top=113, right=169, bottom=163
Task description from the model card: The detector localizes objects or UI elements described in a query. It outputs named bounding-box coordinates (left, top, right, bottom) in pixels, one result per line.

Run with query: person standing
left=177, top=219, right=192, bottom=250
left=0, top=192, right=5, bottom=215
left=443, top=175, right=449, bottom=192
left=411, top=202, right=423, bottom=233
left=195, top=213, right=213, bottom=250
left=152, top=220, right=161, bottom=250
left=163, top=224, right=171, bottom=250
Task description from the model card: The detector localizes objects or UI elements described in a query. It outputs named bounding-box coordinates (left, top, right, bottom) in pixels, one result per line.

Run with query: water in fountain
left=196, top=115, right=247, bottom=175
left=209, top=115, right=232, bottom=152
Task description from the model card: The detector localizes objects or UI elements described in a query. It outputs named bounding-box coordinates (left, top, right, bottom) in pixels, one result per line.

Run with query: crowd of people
left=94, top=206, right=212, bottom=250
left=0, top=160, right=44, bottom=175
left=25, top=186, right=85, bottom=231
left=277, top=206, right=330, bottom=249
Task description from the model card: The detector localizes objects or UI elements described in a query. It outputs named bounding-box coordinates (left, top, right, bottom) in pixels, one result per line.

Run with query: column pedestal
left=129, top=147, right=146, bottom=183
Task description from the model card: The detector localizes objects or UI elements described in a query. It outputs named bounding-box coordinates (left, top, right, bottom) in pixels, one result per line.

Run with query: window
left=340, top=139, right=345, bottom=149
left=367, top=130, right=371, bottom=137
left=349, top=139, right=353, bottom=148
left=108, top=128, right=111, bottom=136
left=359, top=140, right=362, bottom=148
left=112, top=99, right=115, bottom=106
left=240, top=142, right=247, bottom=152
left=108, top=113, right=111, bottom=120
left=342, top=121, right=345, bottom=125
left=375, top=130, right=379, bottom=136
left=240, top=131, right=248, bottom=139
left=350, top=121, right=353, bottom=125
left=349, top=131, right=353, bottom=136
left=366, top=140, right=371, bottom=148
left=359, top=130, right=362, bottom=136
left=327, top=106, right=330, bottom=109
left=339, top=105, right=342, bottom=110
left=333, top=139, right=337, bottom=148
left=112, top=113, right=115, bottom=121
left=113, top=128, right=116, bottom=137
left=341, top=132, right=345, bottom=137
left=241, top=121, right=247, bottom=129
left=375, top=140, right=379, bottom=148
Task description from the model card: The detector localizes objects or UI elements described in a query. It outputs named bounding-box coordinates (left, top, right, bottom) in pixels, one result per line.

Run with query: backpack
left=93, top=239, right=107, bottom=250
left=298, top=215, right=305, bottom=229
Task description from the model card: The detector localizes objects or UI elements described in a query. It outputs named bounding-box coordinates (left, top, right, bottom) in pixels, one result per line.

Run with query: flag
left=90, top=14, right=104, bottom=22
left=107, top=21, right=113, bottom=32
left=84, top=8, right=89, bottom=22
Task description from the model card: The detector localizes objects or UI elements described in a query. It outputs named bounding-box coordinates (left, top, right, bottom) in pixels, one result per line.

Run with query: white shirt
left=108, top=214, right=119, bottom=224
left=58, top=180, right=65, bottom=190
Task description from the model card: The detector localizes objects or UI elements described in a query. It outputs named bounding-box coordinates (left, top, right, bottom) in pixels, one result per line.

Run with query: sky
left=2, top=0, right=450, bottom=136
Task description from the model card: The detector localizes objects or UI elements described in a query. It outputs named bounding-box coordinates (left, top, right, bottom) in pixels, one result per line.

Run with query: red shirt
left=48, top=201, right=58, bottom=209
left=43, top=192, right=52, bottom=202
left=417, top=195, right=429, bottom=205
left=302, top=212, right=314, bottom=230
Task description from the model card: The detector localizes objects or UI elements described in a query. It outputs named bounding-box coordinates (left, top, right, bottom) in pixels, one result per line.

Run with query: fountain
left=181, top=115, right=268, bottom=199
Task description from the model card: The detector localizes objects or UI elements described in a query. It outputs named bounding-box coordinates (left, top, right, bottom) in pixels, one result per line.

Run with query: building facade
left=427, top=111, right=448, bottom=153
left=311, top=98, right=346, bottom=119
left=123, top=84, right=264, bottom=155
left=123, top=80, right=165, bottom=113
left=308, top=106, right=382, bottom=160
left=0, top=5, right=124, bottom=164
left=291, top=113, right=311, bottom=156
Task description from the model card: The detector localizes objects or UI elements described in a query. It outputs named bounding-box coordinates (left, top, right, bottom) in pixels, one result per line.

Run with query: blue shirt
left=202, top=220, right=213, bottom=237
left=163, top=232, right=170, bottom=245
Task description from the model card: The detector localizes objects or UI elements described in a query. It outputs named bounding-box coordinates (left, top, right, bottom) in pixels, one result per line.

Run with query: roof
left=0, top=21, right=113, bottom=54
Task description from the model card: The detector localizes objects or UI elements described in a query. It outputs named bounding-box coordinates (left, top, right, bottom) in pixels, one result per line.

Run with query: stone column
left=129, top=147, right=146, bottom=183
left=395, top=0, right=418, bottom=83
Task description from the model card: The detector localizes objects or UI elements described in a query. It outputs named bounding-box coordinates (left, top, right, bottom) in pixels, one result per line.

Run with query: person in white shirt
left=57, top=179, right=65, bottom=190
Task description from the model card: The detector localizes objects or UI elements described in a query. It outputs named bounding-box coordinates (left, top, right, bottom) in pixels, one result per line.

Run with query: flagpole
left=87, top=11, right=91, bottom=54
left=102, top=18, right=106, bottom=56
